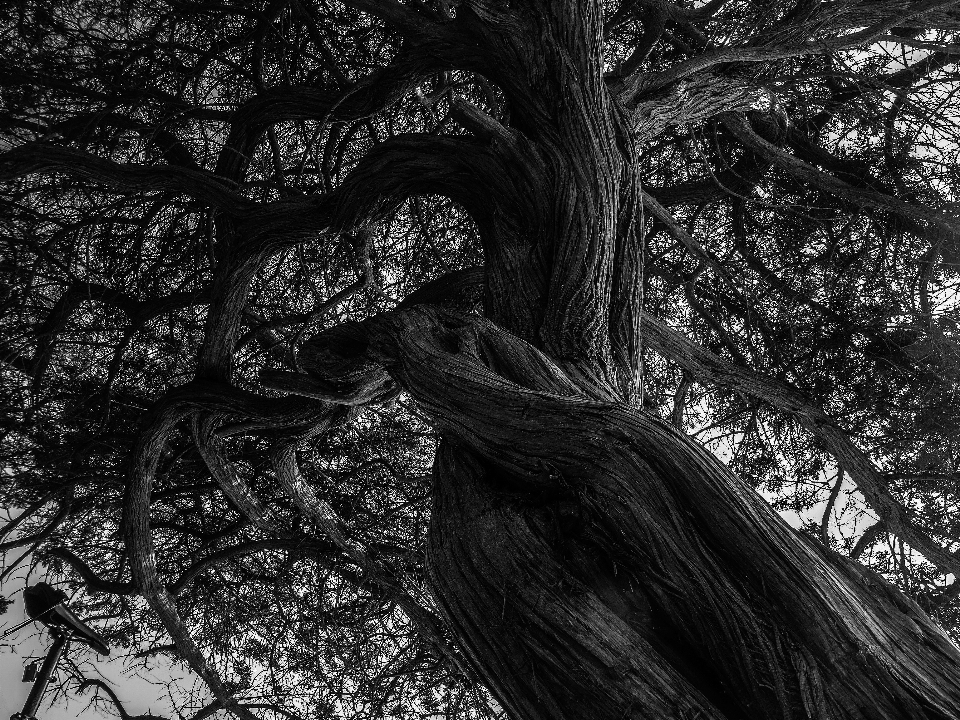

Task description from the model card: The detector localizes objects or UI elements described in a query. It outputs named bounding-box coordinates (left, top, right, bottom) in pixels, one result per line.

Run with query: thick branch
left=302, top=305, right=960, bottom=718
left=625, top=74, right=777, bottom=139
left=122, top=381, right=347, bottom=719
left=639, top=311, right=960, bottom=577
left=0, top=144, right=252, bottom=212
left=721, top=112, right=960, bottom=238
left=616, top=0, right=960, bottom=101
left=192, top=415, right=285, bottom=533
left=46, top=547, right=134, bottom=595
left=215, top=42, right=448, bottom=182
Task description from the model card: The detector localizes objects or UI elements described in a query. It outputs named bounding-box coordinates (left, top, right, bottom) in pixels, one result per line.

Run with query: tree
left=3, top=0, right=960, bottom=718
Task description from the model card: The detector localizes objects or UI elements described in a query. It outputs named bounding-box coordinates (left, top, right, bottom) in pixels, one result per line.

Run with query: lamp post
left=12, top=627, right=72, bottom=720
left=8, top=584, right=111, bottom=720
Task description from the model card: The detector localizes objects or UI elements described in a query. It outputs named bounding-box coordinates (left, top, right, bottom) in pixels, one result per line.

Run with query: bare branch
left=46, top=547, right=134, bottom=595
left=616, top=0, right=960, bottom=100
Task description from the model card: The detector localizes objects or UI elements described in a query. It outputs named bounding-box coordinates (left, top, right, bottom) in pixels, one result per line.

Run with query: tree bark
left=290, top=3, right=960, bottom=716
left=300, top=307, right=960, bottom=720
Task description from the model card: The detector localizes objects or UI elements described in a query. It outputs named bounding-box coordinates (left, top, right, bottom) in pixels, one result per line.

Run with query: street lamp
left=10, top=583, right=111, bottom=720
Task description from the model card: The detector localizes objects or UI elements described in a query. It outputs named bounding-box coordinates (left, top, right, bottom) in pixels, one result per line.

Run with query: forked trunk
left=301, top=308, right=960, bottom=720
left=294, top=5, right=960, bottom=716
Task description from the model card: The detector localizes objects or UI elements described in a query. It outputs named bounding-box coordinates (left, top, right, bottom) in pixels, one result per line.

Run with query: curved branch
left=48, top=112, right=201, bottom=170
left=0, top=490, right=59, bottom=541
left=610, top=1, right=667, bottom=79
left=820, top=470, right=845, bottom=546
left=237, top=134, right=495, bottom=258
left=720, top=112, right=960, bottom=237
left=195, top=133, right=496, bottom=380
left=343, top=0, right=437, bottom=36
left=301, top=305, right=960, bottom=716
left=168, top=539, right=334, bottom=595
left=625, top=74, right=776, bottom=138
left=124, top=400, right=259, bottom=720
left=642, top=191, right=733, bottom=278
left=617, top=0, right=960, bottom=100
left=46, top=547, right=134, bottom=595
left=260, top=369, right=397, bottom=405
left=0, top=543, right=39, bottom=583
left=396, top=266, right=486, bottom=311
left=648, top=151, right=773, bottom=207
left=31, top=283, right=127, bottom=386
left=214, top=41, right=448, bottom=182
left=31, top=283, right=207, bottom=387
left=851, top=521, right=888, bottom=561
left=122, top=380, right=352, bottom=720
left=0, top=144, right=253, bottom=212
left=192, top=415, right=284, bottom=533
left=237, top=271, right=368, bottom=347
left=78, top=678, right=166, bottom=720
left=0, top=489, right=72, bottom=552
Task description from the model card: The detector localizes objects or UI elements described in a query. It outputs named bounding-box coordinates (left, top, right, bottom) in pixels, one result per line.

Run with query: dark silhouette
left=23, top=583, right=110, bottom=656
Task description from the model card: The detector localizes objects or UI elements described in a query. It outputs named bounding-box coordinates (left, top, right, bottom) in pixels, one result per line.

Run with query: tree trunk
left=293, top=4, right=960, bottom=717
left=300, top=307, right=960, bottom=720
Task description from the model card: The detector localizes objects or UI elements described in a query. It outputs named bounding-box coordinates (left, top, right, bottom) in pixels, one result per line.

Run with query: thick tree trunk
left=294, top=4, right=960, bottom=717
left=301, top=308, right=960, bottom=720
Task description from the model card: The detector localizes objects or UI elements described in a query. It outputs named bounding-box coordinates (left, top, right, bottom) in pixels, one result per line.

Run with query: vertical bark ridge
left=429, top=441, right=727, bottom=720
left=450, top=3, right=643, bottom=395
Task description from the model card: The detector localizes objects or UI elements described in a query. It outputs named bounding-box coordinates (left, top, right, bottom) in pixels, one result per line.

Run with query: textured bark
left=123, top=382, right=341, bottom=716
left=300, top=307, right=960, bottom=720
left=288, top=3, right=960, bottom=717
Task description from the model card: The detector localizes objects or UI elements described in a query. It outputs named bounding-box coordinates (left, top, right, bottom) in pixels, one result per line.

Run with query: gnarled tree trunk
left=293, top=5, right=960, bottom=717
left=300, top=307, right=960, bottom=720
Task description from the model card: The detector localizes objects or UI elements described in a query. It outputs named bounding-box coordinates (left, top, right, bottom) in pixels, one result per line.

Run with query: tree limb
left=46, top=547, right=135, bottom=595
left=0, top=144, right=252, bottom=212
left=618, top=0, right=960, bottom=100
left=639, top=311, right=960, bottom=577
left=720, top=112, right=960, bottom=238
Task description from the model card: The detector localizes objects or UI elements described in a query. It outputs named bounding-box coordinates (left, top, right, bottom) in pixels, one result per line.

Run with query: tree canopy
left=2, top=1, right=960, bottom=719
